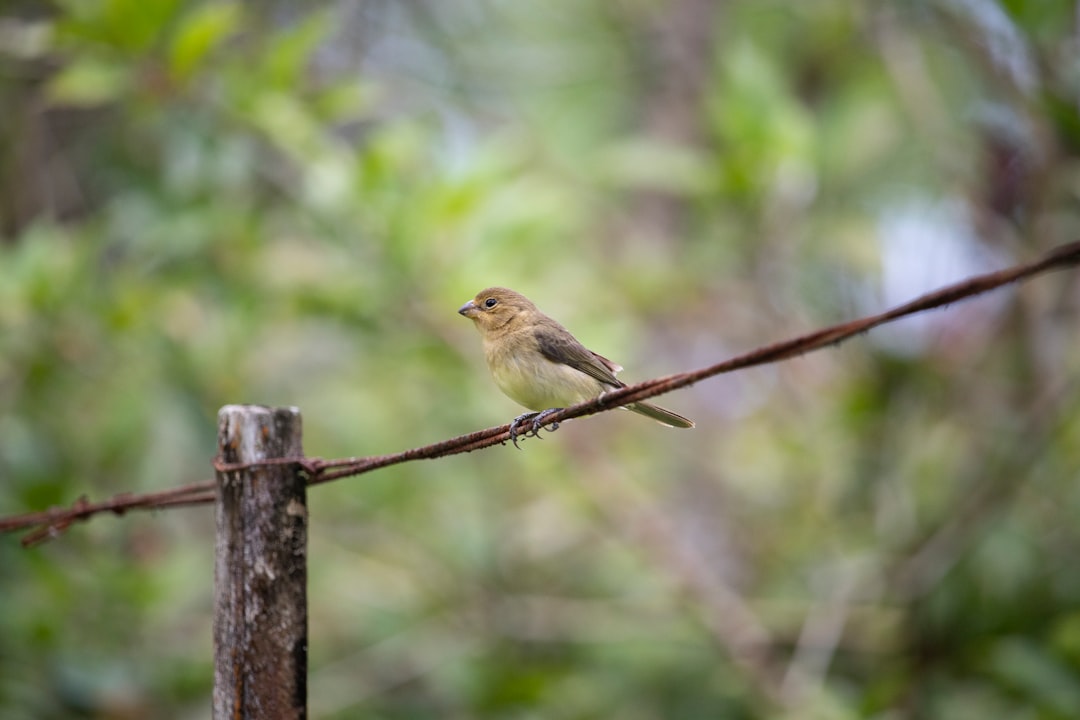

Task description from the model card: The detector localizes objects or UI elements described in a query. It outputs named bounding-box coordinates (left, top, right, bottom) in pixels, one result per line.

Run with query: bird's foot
left=508, top=412, right=537, bottom=449
left=508, top=409, right=562, bottom=449
left=530, top=408, right=562, bottom=437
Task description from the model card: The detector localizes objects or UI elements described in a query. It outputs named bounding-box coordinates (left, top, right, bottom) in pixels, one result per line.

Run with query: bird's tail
left=627, top=401, right=695, bottom=429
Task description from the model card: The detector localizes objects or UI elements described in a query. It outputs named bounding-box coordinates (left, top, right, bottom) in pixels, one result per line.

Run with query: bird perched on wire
left=458, top=287, right=694, bottom=447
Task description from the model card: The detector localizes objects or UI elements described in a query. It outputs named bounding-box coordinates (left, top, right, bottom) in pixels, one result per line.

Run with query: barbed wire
left=2, top=240, right=1078, bottom=547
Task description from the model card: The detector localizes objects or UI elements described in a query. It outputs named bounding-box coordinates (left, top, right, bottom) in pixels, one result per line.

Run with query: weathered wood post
left=214, top=405, right=308, bottom=719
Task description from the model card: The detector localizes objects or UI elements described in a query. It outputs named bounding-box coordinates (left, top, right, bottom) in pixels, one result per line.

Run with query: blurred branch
left=2, top=240, right=1078, bottom=547
left=583, top=459, right=782, bottom=700
left=890, top=374, right=1079, bottom=598
left=630, top=0, right=718, bottom=243
left=781, top=558, right=864, bottom=705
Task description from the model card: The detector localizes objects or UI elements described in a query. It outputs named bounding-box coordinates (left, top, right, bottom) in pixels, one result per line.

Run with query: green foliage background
left=3, top=1, right=1080, bottom=717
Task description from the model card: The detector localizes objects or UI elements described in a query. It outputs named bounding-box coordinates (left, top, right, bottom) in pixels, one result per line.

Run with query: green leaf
left=262, top=11, right=331, bottom=88
left=54, top=0, right=181, bottom=53
left=169, top=2, right=242, bottom=81
left=45, top=58, right=130, bottom=107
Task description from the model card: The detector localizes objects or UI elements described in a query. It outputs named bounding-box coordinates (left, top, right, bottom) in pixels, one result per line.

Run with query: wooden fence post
left=214, top=405, right=307, bottom=719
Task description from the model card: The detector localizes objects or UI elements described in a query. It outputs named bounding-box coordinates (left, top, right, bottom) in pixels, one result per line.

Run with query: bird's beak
left=458, top=299, right=478, bottom=318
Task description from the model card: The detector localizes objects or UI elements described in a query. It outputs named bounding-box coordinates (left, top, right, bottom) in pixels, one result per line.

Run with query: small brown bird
left=458, top=287, right=694, bottom=446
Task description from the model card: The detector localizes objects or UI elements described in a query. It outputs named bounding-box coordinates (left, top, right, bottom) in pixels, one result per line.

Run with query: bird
left=458, top=287, right=694, bottom=447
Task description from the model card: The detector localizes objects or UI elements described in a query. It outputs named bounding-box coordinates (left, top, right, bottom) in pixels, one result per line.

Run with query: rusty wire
left=2, top=240, right=1078, bottom=547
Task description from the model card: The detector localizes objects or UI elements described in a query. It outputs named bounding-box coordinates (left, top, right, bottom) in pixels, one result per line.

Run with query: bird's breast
left=484, top=333, right=603, bottom=411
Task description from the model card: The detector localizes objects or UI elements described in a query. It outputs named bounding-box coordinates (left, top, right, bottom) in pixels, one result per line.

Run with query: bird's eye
left=484, top=298, right=498, bottom=308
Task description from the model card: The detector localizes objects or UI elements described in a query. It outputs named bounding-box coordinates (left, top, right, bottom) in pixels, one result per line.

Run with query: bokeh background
left=3, top=1, right=1080, bottom=718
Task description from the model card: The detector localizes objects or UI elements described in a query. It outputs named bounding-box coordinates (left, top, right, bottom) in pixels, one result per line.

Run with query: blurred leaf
left=988, top=637, right=1080, bottom=718
left=311, top=82, right=376, bottom=124
left=1050, top=612, right=1080, bottom=666
left=45, top=57, right=131, bottom=107
left=599, top=138, right=713, bottom=195
left=262, top=11, right=331, bottom=90
left=55, top=0, right=181, bottom=53
left=709, top=39, right=814, bottom=199
left=168, top=2, right=242, bottom=82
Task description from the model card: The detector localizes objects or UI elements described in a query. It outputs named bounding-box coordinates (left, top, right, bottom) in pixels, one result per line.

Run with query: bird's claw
left=508, top=409, right=562, bottom=449
left=532, top=409, right=561, bottom=436
left=508, top=412, right=536, bottom=449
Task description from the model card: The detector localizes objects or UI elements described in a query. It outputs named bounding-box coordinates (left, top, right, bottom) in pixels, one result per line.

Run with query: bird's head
left=458, top=287, right=537, bottom=335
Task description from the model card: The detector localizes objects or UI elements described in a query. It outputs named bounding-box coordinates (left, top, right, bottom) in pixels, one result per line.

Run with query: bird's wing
left=534, top=326, right=625, bottom=389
